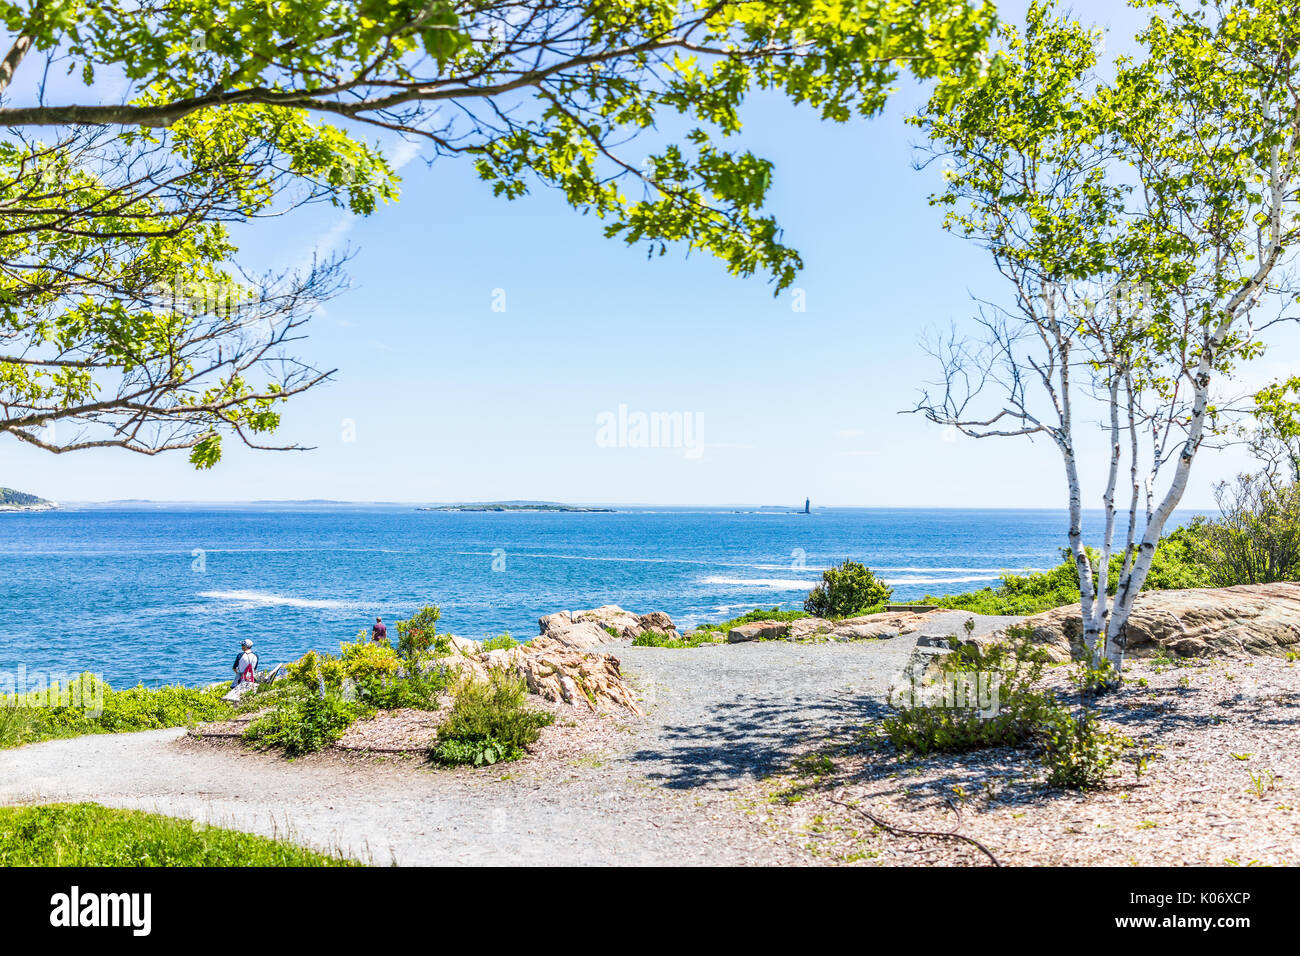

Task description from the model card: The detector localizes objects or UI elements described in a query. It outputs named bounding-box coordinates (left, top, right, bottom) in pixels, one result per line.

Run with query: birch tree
left=911, top=0, right=1300, bottom=680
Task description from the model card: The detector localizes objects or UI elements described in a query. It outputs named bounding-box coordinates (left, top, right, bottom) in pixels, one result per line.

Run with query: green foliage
left=0, top=803, right=354, bottom=866
left=631, top=629, right=716, bottom=648
left=881, top=634, right=1130, bottom=790
left=0, top=676, right=230, bottom=749
left=432, top=735, right=515, bottom=768
left=433, top=670, right=555, bottom=767
left=285, top=635, right=444, bottom=706
left=1041, top=711, right=1131, bottom=791
left=1193, top=476, right=1300, bottom=586
left=0, top=1, right=998, bottom=467
left=689, top=607, right=808, bottom=641
left=882, top=634, right=1055, bottom=755
left=243, top=689, right=366, bottom=756
left=913, top=528, right=1218, bottom=616
left=394, top=605, right=449, bottom=659
left=254, top=635, right=446, bottom=752
left=481, top=632, right=522, bottom=652
left=804, top=560, right=892, bottom=618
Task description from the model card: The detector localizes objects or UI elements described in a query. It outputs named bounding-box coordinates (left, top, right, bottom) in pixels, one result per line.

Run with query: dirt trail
left=0, top=624, right=988, bottom=865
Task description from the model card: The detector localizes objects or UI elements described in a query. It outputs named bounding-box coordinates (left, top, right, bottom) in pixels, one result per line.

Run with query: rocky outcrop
left=983, top=583, right=1300, bottom=660
left=537, top=618, right=624, bottom=650
left=726, top=610, right=937, bottom=644
left=438, top=635, right=642, bottom=714
left=539, top=605, right=679, bottom=646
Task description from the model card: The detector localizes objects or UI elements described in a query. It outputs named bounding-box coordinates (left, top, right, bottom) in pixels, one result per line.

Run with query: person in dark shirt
left=371, top=617, right=388, bottom=643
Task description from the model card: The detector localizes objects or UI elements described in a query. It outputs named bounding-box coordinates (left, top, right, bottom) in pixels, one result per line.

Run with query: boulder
left=637, top=610, right=676, bottom=634
left=539, top=605, right=678, bottom=641
left=540, top=619, right=624, bottom=650
left=728, top=610, right=936, bottom=644
left=788, top=617, right=834, bottom=640
left=538, top=610, right=574, bottom=635
left=439, top=635, right=641, bottom=714
left=727, top=621, right=791, bottom=643
left=827, top=611, right=935, bottom=641
left=982, top=582, right=1300, bottom=661
left=574, top=604, right=644, bottom=636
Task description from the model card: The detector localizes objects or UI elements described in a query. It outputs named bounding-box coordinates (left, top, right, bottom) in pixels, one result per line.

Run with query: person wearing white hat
left=231, top=638, right=259, bottom=688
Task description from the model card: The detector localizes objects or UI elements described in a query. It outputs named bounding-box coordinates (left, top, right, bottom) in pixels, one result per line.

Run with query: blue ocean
left=0, top=505, right=1200, bottom=687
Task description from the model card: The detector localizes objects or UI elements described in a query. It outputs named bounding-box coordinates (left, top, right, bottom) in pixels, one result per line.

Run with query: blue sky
left=7, top=1, right=1290, bottom=507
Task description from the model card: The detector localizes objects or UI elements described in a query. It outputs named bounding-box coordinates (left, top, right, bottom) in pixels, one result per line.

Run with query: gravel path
left=0, top=614, right=1004, bottom=866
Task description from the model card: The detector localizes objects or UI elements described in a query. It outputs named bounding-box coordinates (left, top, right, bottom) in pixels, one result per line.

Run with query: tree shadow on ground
left=625, top=692, right=896, bottom=790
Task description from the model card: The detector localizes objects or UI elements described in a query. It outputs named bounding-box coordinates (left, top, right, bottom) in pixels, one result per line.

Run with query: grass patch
left=631, top=629, right=717, bottom=648
left=0, top=803, right=356, bottom=866
left=1, top=677, right=231, bottom=750
left=689, top=606, right=810, bottom=640
left=433, top=670, right=554, bottom=766
left=481, top=632, right=523, bottom=652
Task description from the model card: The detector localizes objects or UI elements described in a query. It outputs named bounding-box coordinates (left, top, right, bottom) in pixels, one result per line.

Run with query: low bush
left=880, top=633, right=1130, bottom=790
left=883, top=635, right=1055, bottom=755
left=0, top=803, right=354, bottom=866
left=1, top=676, right=231, bottom=750
left=481, top=632, right=522, bottom=652
left=243, top=690, right=366, bottom=756
left=690, top=606, right=809, bottom=640
left=1040, top=710, right=1131, bottom=791
left=283, top=638, right=444, bottom=710
left=804, top=560, right=892, bottom=618
left=631, top=629, right=716, bottom=648
left=909, top=529, right=1218, bottom=616
left=433, top=670, right=554, bottom=766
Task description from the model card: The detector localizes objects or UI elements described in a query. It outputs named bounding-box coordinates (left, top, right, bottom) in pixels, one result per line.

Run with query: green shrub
left=1193, top=475, right=1300, bottom=586
left=433, top=670, right=554, bottom=766
left=243, top=690, right=366, bottom=756
left=395, top=605, right=450, bottom=659
left=1041, top=711, right=1131, bottom=791
left=880, top=635, right=1131, bottom=791
left=1, top=676, right=231, bottom=749
left=882, top=635, right=1055, bottom=755
left=481, top=632, right=522, bottom=652
left=356, top=666, right=446, bottom=710
left=804, top=560, right=892, bottom=618
left=0, top=803, right=354, bottom=866
left=631, top=629, right=715, bottom=648
left=285, top=637, right=443, bottom=706
left=432, top=734, right=515, bottom=767
left=910, top=530, right=1219, bottom=616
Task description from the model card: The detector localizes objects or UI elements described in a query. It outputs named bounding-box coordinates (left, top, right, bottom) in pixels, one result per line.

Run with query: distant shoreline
left=417, top=504, right=615, bottom=513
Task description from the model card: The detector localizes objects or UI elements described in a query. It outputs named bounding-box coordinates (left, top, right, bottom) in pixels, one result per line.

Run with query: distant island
left=0, top=487, right=57, bottom=511
left=419, top=502, right=615, bottom=513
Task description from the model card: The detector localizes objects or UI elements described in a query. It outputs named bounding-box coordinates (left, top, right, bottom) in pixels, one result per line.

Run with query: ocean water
left=0, top=505, right=1198, bottom=687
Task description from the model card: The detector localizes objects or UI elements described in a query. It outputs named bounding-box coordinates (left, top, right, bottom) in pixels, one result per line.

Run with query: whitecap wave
left=198, top=589, right=370, bottom=610
left=702, top=576, right=819, bottom=590
left=882, top=575, right=1003, bottom=585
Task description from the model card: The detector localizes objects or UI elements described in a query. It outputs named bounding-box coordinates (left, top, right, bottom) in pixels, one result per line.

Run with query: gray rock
left=542, top=619, right=624, bottom=650
left=726, top=621, right=791, bottom=643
